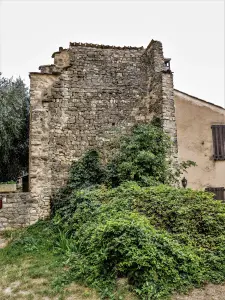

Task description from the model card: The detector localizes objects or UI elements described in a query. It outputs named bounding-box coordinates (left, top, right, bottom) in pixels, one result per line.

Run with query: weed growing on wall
left=52, top=121, right=193, bottom=214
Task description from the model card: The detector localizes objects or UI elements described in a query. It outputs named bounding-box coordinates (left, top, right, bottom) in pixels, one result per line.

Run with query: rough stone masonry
left=0, top=39, right=178, bottom=230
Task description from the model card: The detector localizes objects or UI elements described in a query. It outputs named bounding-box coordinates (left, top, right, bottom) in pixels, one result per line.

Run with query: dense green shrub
left=49, top=122, right=225, bottom=299
left=105, top=122, right=172, bottom=187
left=81, top=183, right=225, bottom=250
left=51, top=183, right=225, bottom=298
left=52, top=122, right=193, bottom=214
left=65, top=211, right=202, bottom=299
left=69, top=150, right=106, bottom=190
left=130, top=184, right=225, bottom=249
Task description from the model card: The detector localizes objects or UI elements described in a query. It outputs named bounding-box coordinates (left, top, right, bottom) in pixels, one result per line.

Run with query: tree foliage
left=0, top=73, right=29, bottom=181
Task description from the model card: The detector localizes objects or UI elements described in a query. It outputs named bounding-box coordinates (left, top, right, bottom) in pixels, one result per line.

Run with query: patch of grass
left=0, top=221, right=72, bottom=299
left=0, top=221, right=133, bottom=299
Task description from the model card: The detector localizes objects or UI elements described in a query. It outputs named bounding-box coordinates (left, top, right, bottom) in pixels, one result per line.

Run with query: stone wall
left=0, top=193, right=37, bottom=231
left=29, top=74, right=59, bottom=220
left=29, top=40, right=178, bottom=219
left=48, top=44, right=147, bottom=192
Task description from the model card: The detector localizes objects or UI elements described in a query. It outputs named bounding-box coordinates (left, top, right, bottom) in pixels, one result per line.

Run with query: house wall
left=175, top=90, right=225, bottom=190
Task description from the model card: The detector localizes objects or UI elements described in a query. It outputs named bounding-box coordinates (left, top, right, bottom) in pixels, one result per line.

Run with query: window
left=205, top=187, right=225, bottom=201
left=211, top=125, right=225, bottom=160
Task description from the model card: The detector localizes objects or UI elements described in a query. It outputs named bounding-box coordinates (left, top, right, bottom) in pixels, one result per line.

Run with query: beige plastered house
left=175, top=89, right=225, bottom=199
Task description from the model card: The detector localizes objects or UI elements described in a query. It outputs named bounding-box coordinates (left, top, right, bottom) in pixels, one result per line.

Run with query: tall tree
left=0, top=73, right=29, bottom=182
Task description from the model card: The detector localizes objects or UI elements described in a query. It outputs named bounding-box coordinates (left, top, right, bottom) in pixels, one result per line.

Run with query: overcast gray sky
left=0, top=0, right=224, bottom=107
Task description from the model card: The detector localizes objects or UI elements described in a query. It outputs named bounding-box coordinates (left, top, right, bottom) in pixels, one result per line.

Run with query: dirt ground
left=1, top=278, right=225, bottom=300
left=0, top=236, right=9, bottom=248
left=172, top=283, right=225, bottom=300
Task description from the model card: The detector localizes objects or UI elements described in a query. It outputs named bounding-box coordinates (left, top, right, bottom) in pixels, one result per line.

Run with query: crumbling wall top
left=51, top=42, right=145, bottom=58
left=69, top=42, right=144, bottom=50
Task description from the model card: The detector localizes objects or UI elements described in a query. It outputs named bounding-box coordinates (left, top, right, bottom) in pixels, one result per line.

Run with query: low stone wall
left=0, top=193, right=38, bottom=231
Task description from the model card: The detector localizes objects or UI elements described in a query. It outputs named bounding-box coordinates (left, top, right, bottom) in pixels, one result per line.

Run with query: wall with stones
left=29, top=74, right=59, bottom=221
left=29, top=40, right=178, bottom=219
left=48, top=44, right=146, bottom=191
left=0, top=193, right=37, bottom=231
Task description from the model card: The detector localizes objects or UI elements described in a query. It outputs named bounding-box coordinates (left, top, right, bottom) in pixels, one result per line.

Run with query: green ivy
left=50, top=121, right=225, bottom=299
left=52, top=182, right=225, bottom=298
left=52, top=122, right=193, bottom=214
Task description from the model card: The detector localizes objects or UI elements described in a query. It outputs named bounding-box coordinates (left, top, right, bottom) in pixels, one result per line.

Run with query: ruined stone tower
left=29, top=40, right=177, bottom=221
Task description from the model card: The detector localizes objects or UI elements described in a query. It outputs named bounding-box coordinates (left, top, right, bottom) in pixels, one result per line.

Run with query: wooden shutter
left=205, top=187, right=225, bottom=201
left=211, top=125, right=225, bottom=160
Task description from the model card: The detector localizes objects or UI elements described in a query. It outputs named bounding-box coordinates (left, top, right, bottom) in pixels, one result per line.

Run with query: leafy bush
left=52, top=180, right=225, bottom=299
left=83, top=183, right=225, bottom=250
left=65, top=211, right=202, bottom=299
left=52, top=122, right=193, bottom=215
left=106, top=122, right=172, bottom=187
left=37, top=122, right=225, bottom=298
left=51, top=150, right=105, bottom=215
left=69, top=150, right=106, bottom=190
left=131, top=184, right=225, bottom=249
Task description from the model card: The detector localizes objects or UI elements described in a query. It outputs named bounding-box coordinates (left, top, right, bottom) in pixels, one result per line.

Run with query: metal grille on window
left=211, top=125, right=225, bottom=160
left=205, top=187, right=225, bottom=201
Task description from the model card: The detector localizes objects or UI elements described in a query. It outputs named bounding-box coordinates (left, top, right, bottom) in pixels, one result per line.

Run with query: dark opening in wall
left=22, top=175, right=29, bottom=192
left=164, top=58, right=171, bottom=73
left=205, top=187, right=225, bottom=201
left=211, top=125, right=225, bottom=160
